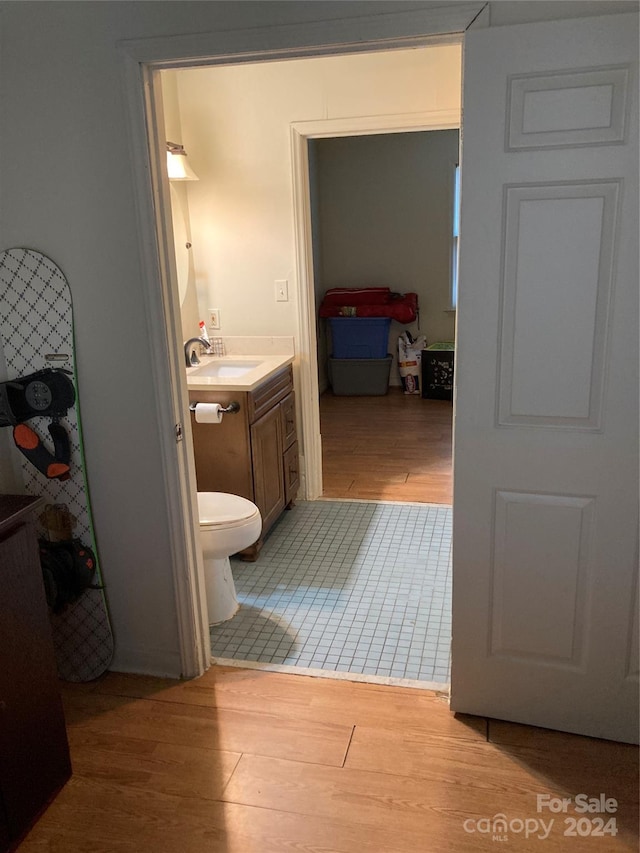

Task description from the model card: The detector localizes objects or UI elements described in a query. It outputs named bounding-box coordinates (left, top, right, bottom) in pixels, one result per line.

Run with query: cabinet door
left=279, top=391, right=297, bottom=450
left=0, top=522, right=71, bottom=842
left=250, top=405, right=285, bottom=534
left=283, top=441, right=300, bottom=506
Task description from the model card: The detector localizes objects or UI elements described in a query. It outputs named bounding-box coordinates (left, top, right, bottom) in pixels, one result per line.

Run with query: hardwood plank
left=222, top=753, right=494, bottom=848
left=346, top=485, right=451, bottom=502
left=345, top=725, right=530, bottom=791
left=66, top=729, right=241, bottom=802
left=62, top=689, right=352, bottom=767
left=348, top=472, right=410, bottom=485
left=487, top=719, right=639, bottom=801
left=322, top=452, right=451, bottom=469
left=343, top=485, right=450, bottom=503
left=95, top=669, right=484, bottom=738
left=17, top=773, right=459, bottom=853
left=345, top=724, right=639, bottom=807
left=489, top=718, right=639, bottom=757
left=322, top=485, right=355, bottom=498
left=319, top=473, right=356, bottom=486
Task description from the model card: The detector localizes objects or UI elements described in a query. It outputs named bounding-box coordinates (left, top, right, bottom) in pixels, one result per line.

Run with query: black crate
left=422, top=349, right=454, bottom=400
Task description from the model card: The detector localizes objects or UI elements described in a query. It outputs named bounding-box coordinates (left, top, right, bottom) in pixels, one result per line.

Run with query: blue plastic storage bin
left=328, top=317, right=392, bottom=359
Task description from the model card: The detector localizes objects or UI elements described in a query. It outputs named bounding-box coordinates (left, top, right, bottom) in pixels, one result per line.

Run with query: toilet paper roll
left=194, top=403, right=224, bottom=424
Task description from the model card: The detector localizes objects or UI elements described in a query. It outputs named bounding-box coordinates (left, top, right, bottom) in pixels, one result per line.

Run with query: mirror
left=170, top=184, right=190, bottom=306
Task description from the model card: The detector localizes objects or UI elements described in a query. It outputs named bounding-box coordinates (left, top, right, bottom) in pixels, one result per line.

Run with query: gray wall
left=311, top=130, right=459, bottom=385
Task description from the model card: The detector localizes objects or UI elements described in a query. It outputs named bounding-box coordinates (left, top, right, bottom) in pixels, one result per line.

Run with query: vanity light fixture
left=166, top=141, right=199, bottom=181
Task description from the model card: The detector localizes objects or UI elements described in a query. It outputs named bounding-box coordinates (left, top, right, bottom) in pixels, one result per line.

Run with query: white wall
left=0, top=0, right=626, bottom=677
left=174, top=46, right=461, bottom=344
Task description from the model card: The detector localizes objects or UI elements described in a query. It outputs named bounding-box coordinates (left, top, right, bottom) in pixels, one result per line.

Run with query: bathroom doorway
left=143, top=39, right=460, bottom=680
left=154, top=48, right=460, bottom=687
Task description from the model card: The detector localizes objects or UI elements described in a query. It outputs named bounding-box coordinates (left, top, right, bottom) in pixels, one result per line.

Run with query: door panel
left=499, top=181, right=618, bottom=428
left=250, top=405, right=285, bottom=533
left=452, top=12, right=639, bottom=742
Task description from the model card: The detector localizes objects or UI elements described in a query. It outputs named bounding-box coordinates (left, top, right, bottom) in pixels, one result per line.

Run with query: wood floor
left=320, top=388, right=453, bottom=503
left=19, top=666, right=639, bottom=852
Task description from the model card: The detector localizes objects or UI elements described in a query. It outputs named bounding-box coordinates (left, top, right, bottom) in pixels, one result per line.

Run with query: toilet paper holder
left=189, top=401, right=240, bottom=414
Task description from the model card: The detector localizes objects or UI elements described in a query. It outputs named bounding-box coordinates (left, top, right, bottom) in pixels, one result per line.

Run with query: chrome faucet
left=184, top=337, right=212, bottom=367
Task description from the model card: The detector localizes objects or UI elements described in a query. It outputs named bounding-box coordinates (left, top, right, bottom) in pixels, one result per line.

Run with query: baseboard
left=109, top=645, right=184, bottom=678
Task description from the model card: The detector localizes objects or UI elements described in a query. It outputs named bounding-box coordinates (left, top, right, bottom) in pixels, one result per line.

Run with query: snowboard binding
left=0, top=368, right=75, bottom=480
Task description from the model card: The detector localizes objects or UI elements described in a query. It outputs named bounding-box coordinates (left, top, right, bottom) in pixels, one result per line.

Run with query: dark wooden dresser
left=0, top=495, right=71, bottom=851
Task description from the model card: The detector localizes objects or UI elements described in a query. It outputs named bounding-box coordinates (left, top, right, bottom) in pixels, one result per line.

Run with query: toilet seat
left=197, top=491, right=260, bottom=528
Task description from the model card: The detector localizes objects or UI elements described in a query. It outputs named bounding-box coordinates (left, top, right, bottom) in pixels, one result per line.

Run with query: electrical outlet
left=208, top=308, right=221, bottom=330
left=275, top=279, right=289, bottom=302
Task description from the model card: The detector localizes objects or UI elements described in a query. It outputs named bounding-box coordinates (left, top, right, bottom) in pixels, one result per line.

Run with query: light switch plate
left=275, top=279, right=289, bottom=302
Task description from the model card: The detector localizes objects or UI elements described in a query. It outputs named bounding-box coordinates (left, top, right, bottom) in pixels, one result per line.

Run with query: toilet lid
left=197, top=492, right=259, bottom=527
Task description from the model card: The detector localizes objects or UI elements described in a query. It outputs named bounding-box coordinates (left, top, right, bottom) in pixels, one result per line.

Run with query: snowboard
left=0, top=248, right=114, bottom=681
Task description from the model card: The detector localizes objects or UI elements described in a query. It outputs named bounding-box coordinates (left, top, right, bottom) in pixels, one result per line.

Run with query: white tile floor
left=210, top=499, right=452, bottom=684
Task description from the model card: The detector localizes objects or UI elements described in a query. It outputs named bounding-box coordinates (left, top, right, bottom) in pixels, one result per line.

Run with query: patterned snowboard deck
left=0, top=248, right=114, bottom=681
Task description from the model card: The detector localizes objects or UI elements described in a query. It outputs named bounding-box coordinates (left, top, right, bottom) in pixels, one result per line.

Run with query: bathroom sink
left=189, top=359, right=262, bottom=378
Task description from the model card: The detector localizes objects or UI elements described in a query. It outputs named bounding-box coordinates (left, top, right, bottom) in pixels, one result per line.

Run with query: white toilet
left=197, top=492, right=262, bottom=625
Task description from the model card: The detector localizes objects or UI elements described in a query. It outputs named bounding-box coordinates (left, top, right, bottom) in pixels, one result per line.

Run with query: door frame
left=119, top=6, right=483, bottom=678
left=291, top=111, right=461, bottom=500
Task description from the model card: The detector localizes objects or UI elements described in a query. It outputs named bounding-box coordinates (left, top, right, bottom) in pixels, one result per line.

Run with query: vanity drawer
left=247, top=366, right=293, bottom=423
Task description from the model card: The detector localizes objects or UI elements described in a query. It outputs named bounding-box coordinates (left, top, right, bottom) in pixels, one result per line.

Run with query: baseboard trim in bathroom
left=211, top=656, right=450, bottom=693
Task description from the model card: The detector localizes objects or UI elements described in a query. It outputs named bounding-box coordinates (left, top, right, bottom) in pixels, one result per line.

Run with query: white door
left=452, top=12, right=638, bottom=742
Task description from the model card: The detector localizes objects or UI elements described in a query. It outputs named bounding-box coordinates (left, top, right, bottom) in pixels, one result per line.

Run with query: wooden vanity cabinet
left=189, top=365, right=299, bottom=558
left=0, top=495, right=71, bottom=852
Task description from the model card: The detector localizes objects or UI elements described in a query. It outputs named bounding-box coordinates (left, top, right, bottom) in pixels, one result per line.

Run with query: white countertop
left=186, top=353, right=294, bottom=392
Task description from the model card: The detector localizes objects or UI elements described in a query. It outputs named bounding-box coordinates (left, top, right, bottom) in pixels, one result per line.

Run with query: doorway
left=131, top=25, right=465, bottom=679
left=309, top=129, right=458, bottom=503
left=155, top=50, right=461, bottom=685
